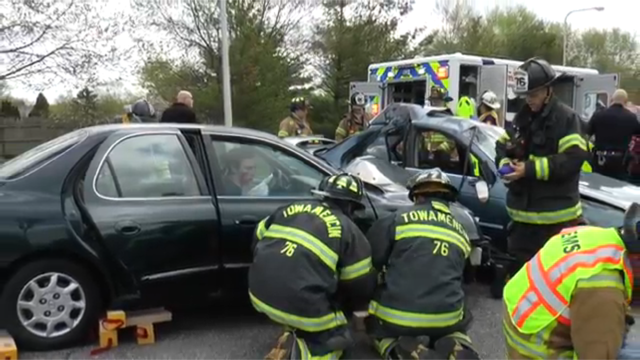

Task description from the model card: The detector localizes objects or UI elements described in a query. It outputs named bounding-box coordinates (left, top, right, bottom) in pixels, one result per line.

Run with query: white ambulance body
left=350, top=52, right=618, bottom=124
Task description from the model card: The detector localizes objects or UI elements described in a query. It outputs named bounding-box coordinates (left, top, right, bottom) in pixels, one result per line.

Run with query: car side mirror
left=475, top=180, right=489, bottom=203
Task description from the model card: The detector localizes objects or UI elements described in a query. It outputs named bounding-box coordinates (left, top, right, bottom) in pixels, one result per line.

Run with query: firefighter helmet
left=513, top=57, right=560, bottom=95
left=407, top=168, right=458, bottom=201
left=311, top=173, right=365, bottom=209
left=290, top=97, right=311, bottom=112
left=351, top=92, right=366, bottom=107
left=130, top=99, right=156, bottom=119
left=480, top=90, right=501, bottom=109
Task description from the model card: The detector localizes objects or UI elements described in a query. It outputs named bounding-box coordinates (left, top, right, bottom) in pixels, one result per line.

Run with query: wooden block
left=106, top=310, right=127, bottom=329
left=126, top=308, right=172, bottom=327
left=0, top=330, right=17, bottom=360
left=98, top=327, right=118, bottom=349
left=135, top=324, right=155, bottom=345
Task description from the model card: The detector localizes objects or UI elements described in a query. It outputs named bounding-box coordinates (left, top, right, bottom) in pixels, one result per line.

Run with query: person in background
left=278, top=97, right=313, bottom=138
left=477, top=90, right=501, bottom=126
left=160, top=90, right=197, bottom=123
left=129, top=99, right=157, bottom=123
left=495, top=57, right=589, bottom=283
left=335, top=92, right=372, bottom=142
left=250, top=174, right=376, bottom=360
left=457, top=75, right=477, bottom=120
left=587, top=89, right=640, bottom=181
left=502, top=203, right=640, bottom=359
left=427, top=86, right=446, bottom=107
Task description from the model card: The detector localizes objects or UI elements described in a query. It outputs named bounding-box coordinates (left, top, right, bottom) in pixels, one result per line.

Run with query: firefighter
left=428, top=86, right=446, bottom=107
left=495, top=57, right=589, bottom=280
left=477, top=91, right=501, bottom=126
left=335, top=92, right=372, bottom=142
left=249, top=173, right=377, bottom=360
left=365, top=168, right=480, bottom=360
left=502, top=202, right=640, bottom=359
left=278, top=97, right=313, bottom=138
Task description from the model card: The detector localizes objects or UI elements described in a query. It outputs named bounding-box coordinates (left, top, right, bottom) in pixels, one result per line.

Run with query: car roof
left=83, top=123, right=281, bottom=141
left=387, top=103, right=479, bottom=134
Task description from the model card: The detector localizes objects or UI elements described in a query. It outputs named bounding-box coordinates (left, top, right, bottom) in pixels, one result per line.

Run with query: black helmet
left=311, top=173, right=365, bottom=210
left=429, top=86, right=445, bottom=100
left=131, top=99, right=156, bottom=119
left=350, top=92, right=366, bottom=107
left=513, top=57, right=559, bottom=95
left=621, top=203, right=640, bottom=245
left=290, top=97, right=311, bottom=112
left=407, top=168, right=458, bottom=201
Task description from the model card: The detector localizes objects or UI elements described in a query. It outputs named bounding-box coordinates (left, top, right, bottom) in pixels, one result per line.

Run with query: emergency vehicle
left=350, top=52, right=618, bottom=124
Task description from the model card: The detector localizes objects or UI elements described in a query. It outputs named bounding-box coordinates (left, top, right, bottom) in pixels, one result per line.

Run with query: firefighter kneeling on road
left=503, top=203, right=640, bottom=359
left=335, top=92, right=372, bottom=142
left=364, top=168, right=480, bottom=360
left=249, top=173, right=377, bottom=360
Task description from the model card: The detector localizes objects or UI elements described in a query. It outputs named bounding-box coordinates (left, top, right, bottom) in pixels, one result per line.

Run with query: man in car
left=495, top=57, right=589, bottom=279
left=503, top=204, right=640, bottom=359
left=365, top=168, right=480, bottom=360
left=278, top=97, right=313, bottom=138
left=335, top=92, right=372, bottom=142
left=249, top=173, right=376, bottom=360
left=223, top=147, right=258, bottom=196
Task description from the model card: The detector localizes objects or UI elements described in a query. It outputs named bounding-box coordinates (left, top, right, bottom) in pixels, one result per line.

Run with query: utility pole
left=563, top=7, right=604, bottom=66
left=219, top=0, right=233, bottom=126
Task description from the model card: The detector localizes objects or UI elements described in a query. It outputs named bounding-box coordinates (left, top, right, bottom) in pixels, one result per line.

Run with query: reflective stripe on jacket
left=278, top=115, right=313, bottom=138
left=504, top=226, right=633, bottom=335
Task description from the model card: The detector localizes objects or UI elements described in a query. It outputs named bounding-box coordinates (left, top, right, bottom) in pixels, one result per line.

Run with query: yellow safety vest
left=478, top=111, right=498, bottom=125
left=457, top=97, right=474, bottom=119
left=504, top=226, right=633, bottom=358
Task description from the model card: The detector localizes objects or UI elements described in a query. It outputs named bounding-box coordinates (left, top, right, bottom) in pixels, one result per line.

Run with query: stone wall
left=0, top=117, right=71, bottom=159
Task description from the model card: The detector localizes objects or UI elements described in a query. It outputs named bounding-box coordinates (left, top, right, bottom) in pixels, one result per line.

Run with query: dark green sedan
left=0, top=123, right=483, bottom=350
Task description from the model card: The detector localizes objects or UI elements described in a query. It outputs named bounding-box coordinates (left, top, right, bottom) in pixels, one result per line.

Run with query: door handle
left=115, top=221, right=141, bottom=236
left=234, top=216, right=259, bottom=226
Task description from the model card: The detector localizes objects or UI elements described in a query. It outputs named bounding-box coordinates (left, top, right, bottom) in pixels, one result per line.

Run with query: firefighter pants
left=276, top=326, right=351, bottom=360
left=593, top=152, right=627, bottom=182
left=507, top=218, right=585, bottom=276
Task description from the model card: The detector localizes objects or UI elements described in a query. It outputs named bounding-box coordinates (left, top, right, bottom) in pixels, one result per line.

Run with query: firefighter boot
left=433, top=333, right=481, bottom=360
left=393, top=336, right=439, bottom=360
left=265, top=331, right=297, bottom=360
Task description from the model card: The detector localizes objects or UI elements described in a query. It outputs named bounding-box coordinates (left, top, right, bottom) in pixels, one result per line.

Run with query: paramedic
left=457, top=75, right=477, bottom=119
left=495, top=57, right=589, bottom=277
left=587, top=89, right=640, bottom=181
left=365, top=168, right=480, bottom=360
left=278, top=97, right=313, bottom=138
left=249, top=173, right=377, bottom=360
left=335, top=92, right=372, bottom=142
left=503, top=203, right=640, bottom=359
left=477, top=91, right=501, bottom=126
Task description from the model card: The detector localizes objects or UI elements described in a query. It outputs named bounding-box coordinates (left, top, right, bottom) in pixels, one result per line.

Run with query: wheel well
left=1, top=250, right=113, bottom=306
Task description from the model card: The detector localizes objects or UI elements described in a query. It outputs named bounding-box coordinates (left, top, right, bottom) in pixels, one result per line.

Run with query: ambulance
left=350, top=52, right=618, bottom=125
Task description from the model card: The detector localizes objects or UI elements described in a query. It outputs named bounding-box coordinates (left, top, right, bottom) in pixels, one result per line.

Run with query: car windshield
left=462, top=123, right=502, bottom=160
left=0, top=129, right=88, bottom=180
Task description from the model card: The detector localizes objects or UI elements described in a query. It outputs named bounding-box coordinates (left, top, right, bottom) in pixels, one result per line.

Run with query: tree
left=0, top=0, right=129, bottom=83
left=29, top=93, right=50, bottom=118
left=134, top=0, right=313, bottom=129
left=50, top=91, right=136, bottom=128
left=310, top=0, right=419, bottom=126
left=0, top=100, right=20, bottom=118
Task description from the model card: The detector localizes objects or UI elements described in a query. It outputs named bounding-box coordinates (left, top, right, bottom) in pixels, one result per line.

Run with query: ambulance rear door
left=478, top=64, right=508, bottom=124
left=573, top=73, right=619, bottom=121
left=350, top=81, right=385, bottom=117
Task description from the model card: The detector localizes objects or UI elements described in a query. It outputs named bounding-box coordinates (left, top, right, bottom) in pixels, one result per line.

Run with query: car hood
left=579, top=172, right=640, bottom=210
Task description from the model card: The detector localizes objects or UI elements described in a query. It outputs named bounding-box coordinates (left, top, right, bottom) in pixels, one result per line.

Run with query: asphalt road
left=19, top=284, right=640, bottom=359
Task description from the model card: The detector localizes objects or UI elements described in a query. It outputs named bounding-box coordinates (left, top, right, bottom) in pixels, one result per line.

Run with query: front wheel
left=0, top=259, right=102, bottom=350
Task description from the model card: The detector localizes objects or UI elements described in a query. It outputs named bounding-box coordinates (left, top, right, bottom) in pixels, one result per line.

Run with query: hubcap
left=16, top=272, right=86, bottom=338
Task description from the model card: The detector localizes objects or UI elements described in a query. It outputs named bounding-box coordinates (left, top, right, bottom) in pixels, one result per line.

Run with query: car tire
left=0, top=258, right=102, bottom=350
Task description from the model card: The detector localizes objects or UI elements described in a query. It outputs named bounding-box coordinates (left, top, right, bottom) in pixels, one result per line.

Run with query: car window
left=0, top=129, right=87, bottom=180
left=211, top=138, right=324, bottom=197
left=415, top=130, right=464, bottom=175
left=95, top=134, right=200, bottom=198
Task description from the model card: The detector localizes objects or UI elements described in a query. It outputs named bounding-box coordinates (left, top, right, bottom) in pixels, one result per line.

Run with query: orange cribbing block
left=0, top=330, right=17, bottom=360
left=135, top=324, right=155, bottom=345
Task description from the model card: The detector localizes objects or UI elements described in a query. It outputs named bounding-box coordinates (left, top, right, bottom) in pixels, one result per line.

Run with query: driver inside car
left=222, top=147, right=263, bottom=196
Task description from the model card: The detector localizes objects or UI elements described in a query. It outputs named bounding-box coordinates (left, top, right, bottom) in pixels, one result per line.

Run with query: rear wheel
left=0, top=259, right=102, bottom=350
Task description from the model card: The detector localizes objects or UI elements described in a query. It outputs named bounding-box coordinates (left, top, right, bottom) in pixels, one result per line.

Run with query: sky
left=5, top=0, right=638, bottom=102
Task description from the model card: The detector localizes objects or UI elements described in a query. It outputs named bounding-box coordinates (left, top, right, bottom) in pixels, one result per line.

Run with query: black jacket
left=160, top=103, right=197, bottom=123
left=249, top=200, right=376, bottom=333
left=366, top=200, right=470, bottom=336
left=587, top=104, right=640, bottom=152
left=495, top=96, right=588, bottom=225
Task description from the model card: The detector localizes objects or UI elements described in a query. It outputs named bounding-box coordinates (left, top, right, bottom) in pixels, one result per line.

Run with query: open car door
left=350, top=81, right=384, bottom=116
left=479, top=65, right=508, bottom=124
left=573, top=74, right=619, bottom=120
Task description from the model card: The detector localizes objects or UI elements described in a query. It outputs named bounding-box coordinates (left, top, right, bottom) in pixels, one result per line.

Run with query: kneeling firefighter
left=365, top=168, right=480, bottom=360
left=503, top=203, right=640, bottom=359
left=249, top=173, right=377, bottom=360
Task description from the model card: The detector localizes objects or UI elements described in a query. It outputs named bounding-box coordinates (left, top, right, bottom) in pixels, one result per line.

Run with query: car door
left=404, top=124, right=509, bottom=244
left=81, top=129, right=221, bottom=296
left=204, top=133, right=329, bottom=269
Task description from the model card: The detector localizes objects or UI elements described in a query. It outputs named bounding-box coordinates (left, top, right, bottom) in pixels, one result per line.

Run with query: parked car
left=318, top=103, right=640, bottom=253
left=0, top=123, right=483, bottom=350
